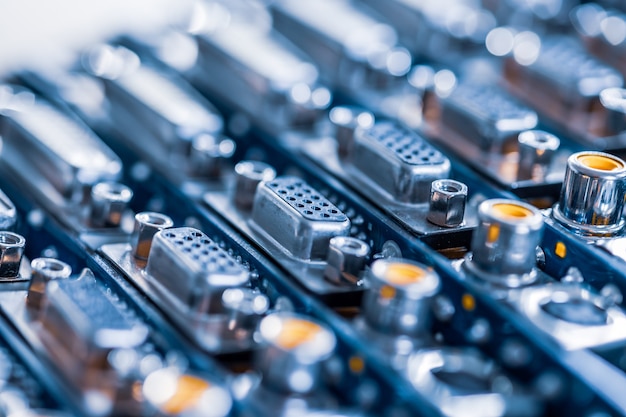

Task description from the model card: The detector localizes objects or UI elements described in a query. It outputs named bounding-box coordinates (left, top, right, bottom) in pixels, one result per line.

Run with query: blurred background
left=0, top=0, right=194, bottom=75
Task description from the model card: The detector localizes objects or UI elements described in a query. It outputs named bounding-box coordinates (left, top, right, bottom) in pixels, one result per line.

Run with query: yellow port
left=276, top=318, right=321, bottom=350
left=349, top=356, right=365, bottom=374
left=577, top=154, right=624, bottom=171
left=462, top=293, right=476, bottom=311
left=161, top=375, right=210, bottom=414
left=555, top=241, right=567, bottom=258
left=383, top=262, right=427, bottom=285
left=491, top=203, right=533, bottom=220
left=380, top=285, right=396, bottom=300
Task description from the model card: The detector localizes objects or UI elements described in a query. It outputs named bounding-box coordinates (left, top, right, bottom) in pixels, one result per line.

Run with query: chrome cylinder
left=256, top=312, right=336, bottom=395
left=90, top=181, right=133, bottom=228
left=599, top=87, right=626, bottom=136
left=517, top=130, right=560, bottom=181
left=553, top=151, right=626, bottom=236
left=328, top=106, right=374, bottom=158
left=324, top=236, right=370, bottom=285
left=131, top=212, right=174, bottom=261
left=362, top=258, right=440, bottom=339
left=0, top=232, right=25, bottom=279
left=470, top=199, right=544, bottom=279
left=233, top=161, right=276, bottom=210
left=27, top=258, right=72, bottom=310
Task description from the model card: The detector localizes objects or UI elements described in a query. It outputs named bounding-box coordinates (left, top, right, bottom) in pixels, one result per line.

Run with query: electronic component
left=355, top=258, right=440, bottom=364
left=82, top=43, right=233, bottom=191
left=269, top=0, right=416, bottom=118
left=238, top=312, right=339, bottom=416
left=500, top=34, right=626, bottom=150
left=463, top=199, right=545, bottom=290
left=204, top=171, right=368, bottom=303
left=0, top=84, right=134, bottom=246
left=142, top=366, right=233, bottom=417
left=300, top=116, right=479, bottom=243
left=101, top=223, right=269, bottom=353
left=361, top=0, right=496, bottom=66
left=548, top=151, right=626, bottom=264
left=461, top=198, right=626, bottom=350
left=167, top=1, right=331, bottom=133
left=552, top=151, right=626, bottom=237
left=426, top=81, right=569, bottom=201
left=406, top=348, right=542, bottom=417
left=250, top=177, right=351, bottom=261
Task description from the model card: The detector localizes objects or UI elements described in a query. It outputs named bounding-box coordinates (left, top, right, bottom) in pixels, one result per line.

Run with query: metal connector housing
left=146, top=227, right=250, bottom=310
left=251, top=177, right=351, bottom=261
left=350, top=121, right=450, bottom=204
left=0, top=85, right=122, bottom=202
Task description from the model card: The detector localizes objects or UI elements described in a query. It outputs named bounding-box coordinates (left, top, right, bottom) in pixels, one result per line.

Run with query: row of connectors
left=5, top=1, right=626, bottom=416
left=0, top=83, right=452, bottom=415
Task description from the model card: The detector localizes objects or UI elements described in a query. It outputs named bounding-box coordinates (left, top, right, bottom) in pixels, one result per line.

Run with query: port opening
left=384, top=263, right=427, bottom=285
left=0, top=232, right=24, bottom=247
left=491, top=203, right=533, bottom=220
left=577, top=154, right=624, bottom=171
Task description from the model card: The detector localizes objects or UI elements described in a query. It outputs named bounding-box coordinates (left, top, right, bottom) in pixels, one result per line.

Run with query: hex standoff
left=0, top=232, right=26, bottom=280
left=89, top=181, right=133, bottom=228
left=362, top=259, right=440, bottom=339
left=517, top=130, right=560, bottom=181
left=189, top=134, right=236, bottom=178
left=324, top=236, right=370, bottom=285
left=466, top=199, right=544, bottom=285
left=351, top=121, right=451, bottom=204
left=251, top=177, right=351, bottom=260
left=552, top=151, right=626, bottom=236
left=427, top=179, right=467, bottom=227
left=0, top=85, right=122, bottom=201
left=233, top=161, right=276, bottom=210
left=131, top=212, right=174, bottom=261
left=26, top=258, right=72, bottom=311
left=256, top=312, right=336, bottom=394
left=328, top=106, right=374, bottom=157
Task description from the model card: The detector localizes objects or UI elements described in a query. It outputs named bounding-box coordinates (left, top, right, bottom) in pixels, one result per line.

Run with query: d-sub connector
left=251, top=177, right=351, bottom=261
left=350, top=121, right=450, bottom=205
left=146, top=227, right=250, bottom=310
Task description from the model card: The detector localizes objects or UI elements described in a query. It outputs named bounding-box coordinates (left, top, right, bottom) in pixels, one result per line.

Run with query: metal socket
left=190, top=134, right=236, bottom=178
left=251, top=177, right=351, bottom=260
left=427, top=179, right=467, bottom=227
left=90, top=181, right=133, bottom=228
left=132, top=212, right=174, bottom=261
left=256, top=312, right=336, bottom=394
left=517, top=130, right=560, bottom=181
left=324, top=236, right=370, bottom=285
left=328, top=106, right=374, bottom=157
left=553, top=151, right=626, bottom=236
left=0, top=232, right=25, bottom=279
left=362, top=258, right=440, bottom=339
left=233, top=161, right=276, bottom=210
left=146, top=227, right=250, bottom=310
left=27, top=258, right=72, bottom=311
left=599, top=87, right=626, bottom=136
left=470, top=199, right=544, bottom=279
